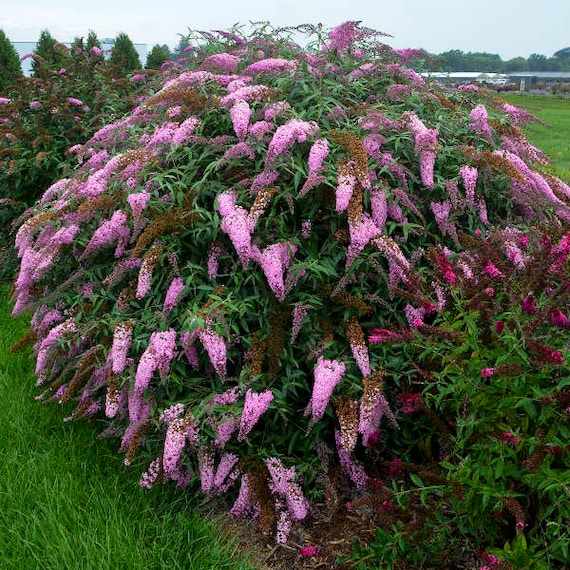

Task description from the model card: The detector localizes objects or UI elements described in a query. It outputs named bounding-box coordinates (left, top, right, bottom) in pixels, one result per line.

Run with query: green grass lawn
left=0, top=289, right=257, bottom=570
left=499, top=93, right=570, bottom=181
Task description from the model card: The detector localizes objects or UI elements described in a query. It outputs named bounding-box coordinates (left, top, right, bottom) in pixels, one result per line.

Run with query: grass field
left=0, top=289, right=256, bottom=570
left=499, top=93, right=570, bottom=181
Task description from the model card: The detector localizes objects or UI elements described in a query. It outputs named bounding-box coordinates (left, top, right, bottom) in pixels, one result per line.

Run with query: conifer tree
left=31, top=29, right=66, bottom=76
left=145, top=44, right=170, bottom=69
left=0, top=29, right=22, bottom=90
left=109, top=32, right=141, bottom=73
left=85, top=30, right=104, bottom=62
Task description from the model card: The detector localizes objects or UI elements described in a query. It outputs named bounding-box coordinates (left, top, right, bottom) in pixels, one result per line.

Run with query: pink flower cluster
left=335, top=166, right=357, bottom=212
left=502, top=103, right=539, bottom=125
left=238, top=389, right=274, bottom=440
left=218, top=190, right=254, bottom=265
left=229, top=99, right=251, bottom=140
left=163, top=277, right=186, bottom=315
left=359, top=391, right=396, bottom=444
left=308, top=357, right=346, bottom=422
left=335, top=430, right=368, bottom=489
left=290, top=303, right=310, bottom=343
left=265, top=119, right=319, bottom=168
left=459, top=165, right=478, bottom=204
left=134, top=329, right=177, bottom=399
left=198, top=327, right=227, bottom=378
left=326, top=21, right=358, bottom=54
left=251, top=242, right=297, bottom=301
left=127, top=192, right=150, bottom=235
left=405, top=112, right=438, bottom=188
left=202, top=52, right=240, bottom=72
left=110, top=320, right=134, bottom=374
left=500, top=431, right=521, bottom=446
left=35, top=318, right=78, bottom=376
left=469, top=104, right=494, bottom=144
left=244, top=58, right=298, bottom=75
left=266, top=456, right=309, bottom=540
left=83, top=210, right=130, bottom=257
left=163, top=418, right=188, bottom=482
left=140, top=456, right=161, bottom=489
left=550, top=308, right=570, bottom=329
left=484, top=262, right=503, bottom=278
left=430, top=200, right=453, bottom=237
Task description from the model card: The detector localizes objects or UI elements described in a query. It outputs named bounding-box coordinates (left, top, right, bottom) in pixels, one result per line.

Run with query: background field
left=500, top=93, right=570, bottom=181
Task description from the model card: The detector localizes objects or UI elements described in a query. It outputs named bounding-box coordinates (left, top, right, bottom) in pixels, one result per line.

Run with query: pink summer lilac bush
left=10, top=21, right=570, bottom=567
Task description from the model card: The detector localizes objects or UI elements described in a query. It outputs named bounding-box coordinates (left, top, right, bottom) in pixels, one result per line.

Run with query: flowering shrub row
left=0, top=37, right=149, bottom=280
left=11, top=22, right=570, bottom=567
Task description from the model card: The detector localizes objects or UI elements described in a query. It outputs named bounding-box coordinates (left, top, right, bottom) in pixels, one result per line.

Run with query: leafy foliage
left=10, top=22, right=570, bottom=567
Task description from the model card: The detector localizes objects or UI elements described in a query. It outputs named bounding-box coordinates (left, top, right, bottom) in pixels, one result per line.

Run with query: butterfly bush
left=11, top=22, right=570, bottom=557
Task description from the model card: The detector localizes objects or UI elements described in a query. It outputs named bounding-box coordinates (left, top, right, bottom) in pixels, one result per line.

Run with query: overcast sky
left=2, top=0, right=568, bottom=60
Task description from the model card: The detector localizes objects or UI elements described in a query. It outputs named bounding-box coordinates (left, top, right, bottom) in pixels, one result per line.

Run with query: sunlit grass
left=499, top=93, right=570, bottom=181
left=0, top=288, right=257, bottom=570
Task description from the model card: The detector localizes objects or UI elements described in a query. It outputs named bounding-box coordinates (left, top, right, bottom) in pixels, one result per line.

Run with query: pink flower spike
left=110, top=320, right=134, bottom=374
left=230, top=99, right=251, bottom=140
left=309, top=357, right=345, bottom=422
left=481, top=368, right=495, bottom=378
left=459, top=165, right=478, bottom=204
left=163, top=277, right=186, bottom=315
left=500, top=431, right=520, bottom=445
left=238, top=389, right=274, bottom=440
left=163, top=418, right=187, bottom=481
left=265, top=118, right=319, bottom=168
left=198, top=327, right=227, bottom=379
left=335, top=167, right=356, bottom=212
left=307, top=138, right=329, bottom=174
left=251, top=242, right=297, bottom=301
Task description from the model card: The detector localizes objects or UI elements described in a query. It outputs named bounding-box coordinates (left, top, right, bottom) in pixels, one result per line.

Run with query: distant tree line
left=4, top=26, right=570, bottom=88
left=418, top=47, right=570, bottom=73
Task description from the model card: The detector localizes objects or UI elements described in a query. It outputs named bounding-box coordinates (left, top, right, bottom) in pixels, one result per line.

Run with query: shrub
left=11, top=22, right=570, bottom=566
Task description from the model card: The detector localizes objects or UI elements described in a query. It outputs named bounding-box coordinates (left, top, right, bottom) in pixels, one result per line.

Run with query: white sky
left=2, top=0, right=568, bottom=60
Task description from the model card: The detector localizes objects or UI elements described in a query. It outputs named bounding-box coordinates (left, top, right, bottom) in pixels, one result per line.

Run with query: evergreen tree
left=109, top=32, right=141, bottom=73
left=171, top=34, right=191, bottom=60
left=71, top=36, right=85, bottom=52
left=145, top=44, right=171, bottom=69
left=31, top=29, right=67, bottom=76
left=86, top=30, right=102, bottom=51
left=85, top=30, right=104, bottom=63
left=0, top=29, right=22, bottom=90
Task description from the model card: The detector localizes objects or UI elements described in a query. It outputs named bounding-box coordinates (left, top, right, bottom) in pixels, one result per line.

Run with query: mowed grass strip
left=0, top=288, right=256, bottom=570
left=500, top=93, right=570, bottom=181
